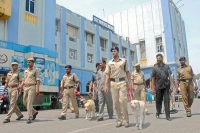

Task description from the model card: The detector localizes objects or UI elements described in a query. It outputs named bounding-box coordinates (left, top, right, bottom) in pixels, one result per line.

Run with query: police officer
left=105, top=46, right=133, bottom=128
left=58, top=65, right=79, bottom=120
left=131, top=63, right=148, bottom=113
left=89, top=63, right=100, bottom=115
left=19, top=58, right=40, bottom=124
left=2, top=62, right=24, bottom=123
left=96, top=59, right=113, bottom=121
left=177, top=57, right=198, bottom=117
left=151, top=54, right=171, bottom=121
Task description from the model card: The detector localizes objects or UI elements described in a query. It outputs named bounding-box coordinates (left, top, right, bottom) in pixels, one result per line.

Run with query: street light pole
left=175, top=0, right=182, bottom=5
left=178, top=4, right=184, bottom=9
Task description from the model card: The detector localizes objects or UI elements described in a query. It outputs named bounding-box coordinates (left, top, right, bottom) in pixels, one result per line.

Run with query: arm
left=126, top=71, right=133, bottom=90
left=104, top=74, right=110, bottom=89
left=151, top=77, right=155, bottom=94
left=75, top=81, right=80, bottom=92
left=2, top=82, right=8, bottom=95
left=89, top=81, right=93, bottom=93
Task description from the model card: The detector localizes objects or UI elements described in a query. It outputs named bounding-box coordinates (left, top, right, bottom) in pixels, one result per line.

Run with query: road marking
left=67, top=122, right=113, bottom=133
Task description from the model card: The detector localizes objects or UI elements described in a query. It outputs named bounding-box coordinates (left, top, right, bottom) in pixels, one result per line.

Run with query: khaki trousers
left=110, top=81, right=129, bottom=124
left=180, top=82, right=194, bottom=114
left=134, top=84, right=148, bottom=112
left=23, top=86, right=37, bottom=119
left=68, top=99, right=74, bottom=111
left=61, top=88, right=79, bottom=116
left=170, top=91, right=175, bottom=110
left=5, top=87, right=23, bottom=119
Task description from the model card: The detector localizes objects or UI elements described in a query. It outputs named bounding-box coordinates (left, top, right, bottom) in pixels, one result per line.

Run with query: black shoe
left=187, top=114, right=192, bottom=117
left=75, top=115, right=79, bottom=119
left=156, top=113, right=159, bottom=119
left=26, top=119, right=32, bottom=124
left=32, top=112, right=38, bottom=120
left=16, top=115, right=24, bottom=120
left=166, top=117, right=171, bottom=121
left=58, top=115, right=66, bottom=120
left=97, top=118, right=103, bottom=121
left=3, top=119, right=10, bottom=123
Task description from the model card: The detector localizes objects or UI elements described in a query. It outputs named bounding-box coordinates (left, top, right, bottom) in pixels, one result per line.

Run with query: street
left=0, top=99, right=200, bottom=133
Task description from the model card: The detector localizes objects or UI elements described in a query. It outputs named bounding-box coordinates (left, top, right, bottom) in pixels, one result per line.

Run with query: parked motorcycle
left=0, top=94, right=8, bottom=114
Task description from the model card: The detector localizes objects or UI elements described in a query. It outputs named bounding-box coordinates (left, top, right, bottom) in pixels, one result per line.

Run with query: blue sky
left=56, top=0, right=200, bottom=74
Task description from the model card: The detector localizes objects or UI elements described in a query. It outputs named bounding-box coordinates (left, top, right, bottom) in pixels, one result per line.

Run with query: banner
left=34, top=57, right=45, bottom=85
left=47, top=61, right=56, bottom=86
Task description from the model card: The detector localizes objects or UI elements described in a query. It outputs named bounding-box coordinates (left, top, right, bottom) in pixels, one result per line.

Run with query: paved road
left=0, top=99, right=200, bottom=133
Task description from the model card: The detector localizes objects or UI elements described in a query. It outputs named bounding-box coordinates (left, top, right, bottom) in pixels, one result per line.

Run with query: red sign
left=0, top=54, right=8, bottom=63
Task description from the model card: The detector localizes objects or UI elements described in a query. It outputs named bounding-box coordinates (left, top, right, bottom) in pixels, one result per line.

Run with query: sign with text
left=0, top=48, right=12, bottom=68
left=93, top=15, right=114, bottom=32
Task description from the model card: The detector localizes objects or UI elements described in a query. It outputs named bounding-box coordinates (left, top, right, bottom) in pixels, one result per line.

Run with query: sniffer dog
left=131, top=100, right=146, bottom=130
left=84, top=99, right=95, bottom=119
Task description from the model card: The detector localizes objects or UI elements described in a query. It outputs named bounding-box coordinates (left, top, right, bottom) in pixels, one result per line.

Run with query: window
left=140, top=41, right=146, bottom=60
left=26, top=0, right=35, bottom=14
left=122, top=47, right=127, bottom=58
left=69, top=49, right=77, bottom=60
left=102, top=57, right=107, bottom=62
left=86, top=32, right=94, bottom=47
left=67, top=25, right=78, bottom=42
left=174, top=38, right=176, bottom=54
left=100, top=38, right=107, bottom=51
left=87, top=53, right=93, bottom=63
left=112, top=42, right=118, bottom=47
left=156, top=37, right=164, bottom=52
left=55, top=19, right=60, bottom=36
left=130, top=51, right=135, bottom=61
left=177, top=22, right=180, bottom=34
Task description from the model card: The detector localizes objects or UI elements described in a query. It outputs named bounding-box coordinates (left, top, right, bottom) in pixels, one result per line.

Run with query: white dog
left=131, top=100, right=146, bottom=130
left=84, top=99, right=95, bottom=120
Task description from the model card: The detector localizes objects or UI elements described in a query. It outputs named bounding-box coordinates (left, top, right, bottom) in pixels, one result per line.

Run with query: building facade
left=104, top=0, right=189, bottom=79
left=0, top=0, right=137, bottom=94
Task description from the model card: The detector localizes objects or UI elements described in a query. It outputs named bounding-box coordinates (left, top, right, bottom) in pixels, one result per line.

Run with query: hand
left=150, top=89, right=155, bottom=95
left=104, top=86, right=108, bottom=93
left=96, top=89, right=98, bottom=93
left=74, top=88, right=78, bottom=92
left=36, top=89, right=40, bottom=96
left=176, top=89, right=179, bottom=94
left=169, top=89, right=173, bottom=93
left=1, top=91, right=4, bottom=96
left=17, top=86, right=21, bottom=91
left=18, top=91, right=22, bottom=97
left=129, top=84, right=134, bottom=90
left=195, top=85, right=198, bottom=91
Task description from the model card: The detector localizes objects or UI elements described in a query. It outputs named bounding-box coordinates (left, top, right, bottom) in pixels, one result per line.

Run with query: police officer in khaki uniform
left=2, top=62, right=24, bottom=123
left=58, top=65, right=79, bottom=120
left=105, top=46, right=133, bottom=128
left=177, top=57, right=198, bottom=117
left=19, top=58, right=40, bottom=124
left=131, top=63, right=148, bottom=113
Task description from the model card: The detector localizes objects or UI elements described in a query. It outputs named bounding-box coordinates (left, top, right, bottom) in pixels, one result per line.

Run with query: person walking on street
left=89, top=63, right=100, bottom=115
left=58, top=65, right=80, bottom=120
left=150, top=54, right=172, bottom=121
left=131, top=63, right=148, bottom=113
left=96, top=59, right=113, bottom=121
left=19, top=58, right=40, bottom=124
left=104, top=46, right=133, bottom=128
left=2, top=62, right=24, bottom=123
left=176, top=57, right=198, bottom=117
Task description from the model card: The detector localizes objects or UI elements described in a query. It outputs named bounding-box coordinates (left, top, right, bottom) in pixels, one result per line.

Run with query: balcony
left=24, top=12, right=38, bottom=24
left=0, top=0, right=12, bottom=20
left=69, top=36, right=77, bottom=42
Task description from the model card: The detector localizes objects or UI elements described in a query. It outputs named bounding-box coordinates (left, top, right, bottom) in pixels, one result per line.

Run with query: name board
left=93, top=15, right=114, bottom=32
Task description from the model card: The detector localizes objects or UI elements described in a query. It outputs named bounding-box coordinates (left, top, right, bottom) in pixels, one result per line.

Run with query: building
left=0, top=0, right=137, bottom=94
left=104, top=0, right=189, bottom=79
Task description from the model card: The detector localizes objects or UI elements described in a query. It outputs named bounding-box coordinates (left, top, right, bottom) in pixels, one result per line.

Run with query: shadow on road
left=192, top=113, right=200, bottom=116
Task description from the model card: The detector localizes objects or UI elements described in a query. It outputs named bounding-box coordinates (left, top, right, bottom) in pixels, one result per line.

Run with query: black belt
left=110, top=78, right=125, bottom=82
left=179, top=79, right=192, bottom=83
left=64, top=86, right=74, bottom=89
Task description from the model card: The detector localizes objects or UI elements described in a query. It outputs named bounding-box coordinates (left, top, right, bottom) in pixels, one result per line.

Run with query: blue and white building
left=0, top=0, right=137, bottom=94
left=104, top=0, right=189, bottom=80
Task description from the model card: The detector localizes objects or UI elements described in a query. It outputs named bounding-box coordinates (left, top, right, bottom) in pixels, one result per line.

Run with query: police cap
left=65, top=65, right=72, bottom=69
left=110, top=46, right=119, bottom=52
left=179, top=56, right=186, bottom=61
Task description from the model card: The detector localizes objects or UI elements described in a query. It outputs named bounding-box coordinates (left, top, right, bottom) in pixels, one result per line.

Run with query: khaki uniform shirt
left=177, top=65, right=194, bottom=80
left=131, top=70, right=145, bottom=84
left=23, top=68, right=40, bottom=85
left=105, top=58, right=129, bottom=78
left=6, top=71, right=23, bottom=86
left=61, top=73, right=79, bottom=88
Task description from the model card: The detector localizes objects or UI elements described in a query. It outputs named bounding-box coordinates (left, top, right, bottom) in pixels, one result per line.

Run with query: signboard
left=0, top=67, right=11, bottom=71
left=0, top=48, right=12, bottom=67
left=0, top=54, right=8, bottom=64
left=93, top=15, right=114, bottom=32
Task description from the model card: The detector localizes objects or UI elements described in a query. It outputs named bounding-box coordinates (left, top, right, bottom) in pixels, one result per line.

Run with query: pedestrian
left=150, top=54, right=171, bottom=121
left=58, top=65, right=80, bottom=120
left=147, top=87, right=152, bottom=104
left=89, top=63, right=100, bottom=115
left=104, top=46, right=133, bottom=128
left=18, top=58, right=40, bottom=124
left=131, top=63, right=148, bottom=113
left=176, top=57, right=198, bottom=117
left=169, top=73, right=176, bottom=111
left=96, top=59, right=113, bottom=121
left=2, top=62, right=24, bottom=123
